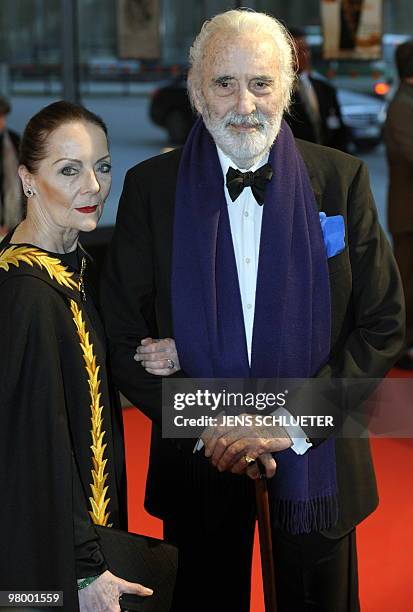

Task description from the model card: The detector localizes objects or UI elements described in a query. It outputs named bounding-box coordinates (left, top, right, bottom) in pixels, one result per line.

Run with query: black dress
left=0, top=236, right=127, bottom=611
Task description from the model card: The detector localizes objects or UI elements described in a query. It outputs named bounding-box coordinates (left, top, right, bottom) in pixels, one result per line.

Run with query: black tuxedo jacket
left=100, top=140, right=404, bottom=538
left=285, top=75, right=349, bottom=152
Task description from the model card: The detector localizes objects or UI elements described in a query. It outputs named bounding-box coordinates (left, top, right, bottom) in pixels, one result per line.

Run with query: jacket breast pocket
left=328, top=247, right=351, bottom=277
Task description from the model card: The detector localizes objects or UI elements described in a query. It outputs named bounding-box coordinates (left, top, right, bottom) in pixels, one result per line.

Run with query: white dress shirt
left=216, top=146, right=312, bottom=455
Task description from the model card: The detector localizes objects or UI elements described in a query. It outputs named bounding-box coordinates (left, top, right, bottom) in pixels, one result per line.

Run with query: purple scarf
left=172, top=118, right=338, bottom=534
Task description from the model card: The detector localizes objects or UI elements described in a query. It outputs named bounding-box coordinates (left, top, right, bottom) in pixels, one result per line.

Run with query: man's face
left=0, top=114, right=6, bottom=133
left=194, top=32, right=285, bottom=168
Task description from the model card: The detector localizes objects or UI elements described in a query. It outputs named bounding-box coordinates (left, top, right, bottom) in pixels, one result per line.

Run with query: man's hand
left=244, top=452, right=278, bottom=480
left=78, top=569, right=153, bottom=611
left=134, top=337, right=181, bottom=375
left=201, top=414, right=292, bottom=478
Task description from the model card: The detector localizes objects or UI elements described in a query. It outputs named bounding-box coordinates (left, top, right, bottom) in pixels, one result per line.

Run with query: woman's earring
left=25, top=187, right=34, bottom=198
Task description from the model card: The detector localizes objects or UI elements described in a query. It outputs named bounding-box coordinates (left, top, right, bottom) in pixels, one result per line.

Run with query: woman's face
left=28, top=120, right=111, bottom=233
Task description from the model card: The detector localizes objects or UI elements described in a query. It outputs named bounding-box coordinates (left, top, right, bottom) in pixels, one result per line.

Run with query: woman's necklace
left=79, top=255, right=87, bottom=301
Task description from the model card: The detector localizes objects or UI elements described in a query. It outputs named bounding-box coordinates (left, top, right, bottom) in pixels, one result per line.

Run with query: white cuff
left=193, top=438, right=204, bottom=453
left=272, top=407, right=312, bottom=455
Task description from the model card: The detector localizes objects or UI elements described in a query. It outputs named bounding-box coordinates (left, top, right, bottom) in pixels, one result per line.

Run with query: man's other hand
left=201, top=415, right=292, bottom=478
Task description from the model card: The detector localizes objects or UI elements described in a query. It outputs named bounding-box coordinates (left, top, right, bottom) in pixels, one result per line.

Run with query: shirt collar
left=216, top=146, right=270, bottom=176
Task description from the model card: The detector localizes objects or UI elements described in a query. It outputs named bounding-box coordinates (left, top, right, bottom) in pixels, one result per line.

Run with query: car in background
left=149, top=75, right=386, bottom=150
left=337, top=88, right=386, bottom=151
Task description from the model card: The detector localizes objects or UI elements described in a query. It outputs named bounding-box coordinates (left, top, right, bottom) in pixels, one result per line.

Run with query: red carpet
left=123, top=372, right=413, bottom=611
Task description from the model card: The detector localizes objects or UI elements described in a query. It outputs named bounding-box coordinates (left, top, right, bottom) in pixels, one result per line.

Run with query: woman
left=0, top=101, right=154, bottom=611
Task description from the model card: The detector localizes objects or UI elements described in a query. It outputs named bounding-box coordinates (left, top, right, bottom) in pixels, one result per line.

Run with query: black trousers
left=164, top=504, right=359, bottom=612
left=273, top=528, right=359, bottom=612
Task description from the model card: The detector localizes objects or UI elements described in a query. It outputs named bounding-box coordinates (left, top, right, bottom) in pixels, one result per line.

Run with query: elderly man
left=101, top=10, right=404, bottom=612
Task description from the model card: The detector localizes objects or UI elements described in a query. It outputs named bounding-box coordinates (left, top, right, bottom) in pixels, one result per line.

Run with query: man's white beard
left=201, top=106, right=283, bottom=169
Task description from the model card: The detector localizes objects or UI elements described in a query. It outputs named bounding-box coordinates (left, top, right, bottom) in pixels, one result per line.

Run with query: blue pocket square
left=319, top=212, right=345, bottom=258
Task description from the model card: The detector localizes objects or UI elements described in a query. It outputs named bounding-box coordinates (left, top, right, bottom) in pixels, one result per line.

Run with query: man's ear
left=188, top=71, right=203, bottom=114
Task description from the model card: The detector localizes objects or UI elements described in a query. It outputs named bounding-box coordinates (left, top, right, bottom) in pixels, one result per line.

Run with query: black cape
left=0, top=240, right=127, bottom=611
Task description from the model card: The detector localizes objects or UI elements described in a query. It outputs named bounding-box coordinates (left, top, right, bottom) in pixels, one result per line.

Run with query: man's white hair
left=187, top=9, right=296, bottom=113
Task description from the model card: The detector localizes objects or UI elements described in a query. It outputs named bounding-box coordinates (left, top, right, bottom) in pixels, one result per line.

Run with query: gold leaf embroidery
left=0, top=244, right=111, bottom=526
left=0, top=245, right=78, bottom=290
left=70, top=299, right=111, bottom=527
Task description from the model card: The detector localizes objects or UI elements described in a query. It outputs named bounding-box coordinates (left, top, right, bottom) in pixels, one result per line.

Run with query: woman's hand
left=134, top=337, right=181, bottom=375
left=78, top=569, right=153, bottom=611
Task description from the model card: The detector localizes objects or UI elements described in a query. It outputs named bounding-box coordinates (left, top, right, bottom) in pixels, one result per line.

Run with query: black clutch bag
left=95, top=525, right=178, bottom=612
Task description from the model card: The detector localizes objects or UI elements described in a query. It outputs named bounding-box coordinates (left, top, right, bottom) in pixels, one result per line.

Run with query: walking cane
left=255, top=461, right=277, bottom=612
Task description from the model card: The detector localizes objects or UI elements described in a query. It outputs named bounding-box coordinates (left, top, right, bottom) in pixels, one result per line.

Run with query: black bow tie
left=225, top=163, right=273, bottom=205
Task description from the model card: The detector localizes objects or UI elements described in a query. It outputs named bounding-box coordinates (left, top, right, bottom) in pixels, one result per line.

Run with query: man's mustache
left=224, top=111, right=267, bottom=129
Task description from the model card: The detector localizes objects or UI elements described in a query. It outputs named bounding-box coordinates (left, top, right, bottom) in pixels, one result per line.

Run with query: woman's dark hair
left=19, top=100, right=108, bottom=172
